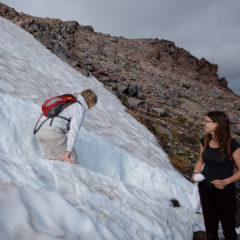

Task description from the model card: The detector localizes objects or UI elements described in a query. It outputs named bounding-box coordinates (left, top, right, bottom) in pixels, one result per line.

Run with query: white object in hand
left=193, top=173, right=205, bottom=182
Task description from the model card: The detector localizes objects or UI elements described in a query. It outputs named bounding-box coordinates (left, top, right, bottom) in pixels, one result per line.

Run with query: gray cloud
left=1, top=0, right=240, bottom=94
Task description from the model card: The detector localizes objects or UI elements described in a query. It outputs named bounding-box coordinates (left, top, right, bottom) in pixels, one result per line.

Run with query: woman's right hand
left=192, top=144, right=205, bottom=182
left=61, top=151, right=73, bottom=164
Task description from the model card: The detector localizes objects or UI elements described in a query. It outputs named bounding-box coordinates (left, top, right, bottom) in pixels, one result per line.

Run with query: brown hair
left=80, top=89, right=97, bottom=108
left=204, top=111, right=230, bottom=157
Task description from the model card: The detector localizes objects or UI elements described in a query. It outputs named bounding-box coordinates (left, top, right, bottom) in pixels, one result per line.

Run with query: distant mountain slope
left=1, top=2, right=240, bottom=179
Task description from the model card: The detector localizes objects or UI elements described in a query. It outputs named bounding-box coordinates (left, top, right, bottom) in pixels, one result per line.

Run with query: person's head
left=204, top=111, right=230, bottom=137
left=80, top=89, right=97, bottom=109
left=204, top=111, right=230, bottom=155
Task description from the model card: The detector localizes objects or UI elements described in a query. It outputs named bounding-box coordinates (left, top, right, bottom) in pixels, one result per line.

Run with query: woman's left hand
left=211, top=179, right=229, bottom=189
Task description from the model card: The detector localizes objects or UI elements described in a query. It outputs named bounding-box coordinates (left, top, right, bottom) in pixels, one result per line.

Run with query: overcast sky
left=1, top=0, right=240, bottom=95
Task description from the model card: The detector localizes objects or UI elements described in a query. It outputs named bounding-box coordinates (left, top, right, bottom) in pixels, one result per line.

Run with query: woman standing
left=192, top=111, right=240, bottom=240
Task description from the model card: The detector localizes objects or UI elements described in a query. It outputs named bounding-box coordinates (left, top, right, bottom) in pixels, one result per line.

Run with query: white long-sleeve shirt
left=39, top=95, right=88, bottom=151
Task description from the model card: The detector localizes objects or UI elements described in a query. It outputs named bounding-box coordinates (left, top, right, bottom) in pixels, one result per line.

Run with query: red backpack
left=42, top=94, right=77, bottom=118
left=33, top=94, right=81, bottom=134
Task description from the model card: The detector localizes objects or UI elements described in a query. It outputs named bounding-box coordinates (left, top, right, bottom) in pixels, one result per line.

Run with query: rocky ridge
left=1, top=3, right=240, bottom=180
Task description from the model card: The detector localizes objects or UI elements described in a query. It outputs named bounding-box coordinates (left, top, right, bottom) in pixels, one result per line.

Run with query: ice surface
left=0, top=16, right=204, bottom=239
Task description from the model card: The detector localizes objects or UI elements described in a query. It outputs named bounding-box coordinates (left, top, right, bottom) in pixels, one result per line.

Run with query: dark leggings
left=198, top=183, right=237, bottom=240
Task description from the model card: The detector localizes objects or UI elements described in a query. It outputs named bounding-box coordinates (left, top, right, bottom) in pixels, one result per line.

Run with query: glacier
left=0, top=16, right=204, bottom=239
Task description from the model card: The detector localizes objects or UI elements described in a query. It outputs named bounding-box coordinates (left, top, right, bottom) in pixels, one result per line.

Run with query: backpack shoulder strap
left=227, top=137, right=234, bottom=170
left=203, top=136, right=208, bottom=150
left=77, top=100, right=82, bottom=104
left=33, top=114, right=46, bottom=135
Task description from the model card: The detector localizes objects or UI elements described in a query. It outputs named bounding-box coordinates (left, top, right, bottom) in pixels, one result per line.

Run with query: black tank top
left=200, top=137, right=240, bottom=189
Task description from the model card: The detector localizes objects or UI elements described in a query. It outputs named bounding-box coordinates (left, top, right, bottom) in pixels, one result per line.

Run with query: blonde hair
left=80, top=89, right=97, bottom=108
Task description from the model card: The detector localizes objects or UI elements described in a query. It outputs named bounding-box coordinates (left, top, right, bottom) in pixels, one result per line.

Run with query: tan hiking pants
left=35, top=123, right=78, bottom=164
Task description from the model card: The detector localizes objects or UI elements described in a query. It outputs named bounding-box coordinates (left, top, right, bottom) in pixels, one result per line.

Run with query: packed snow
left=0, top=16, right=204, bottom=239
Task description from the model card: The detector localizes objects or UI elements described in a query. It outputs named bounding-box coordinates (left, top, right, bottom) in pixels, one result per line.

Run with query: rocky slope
left=1, top=3, right=240, bottom=180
